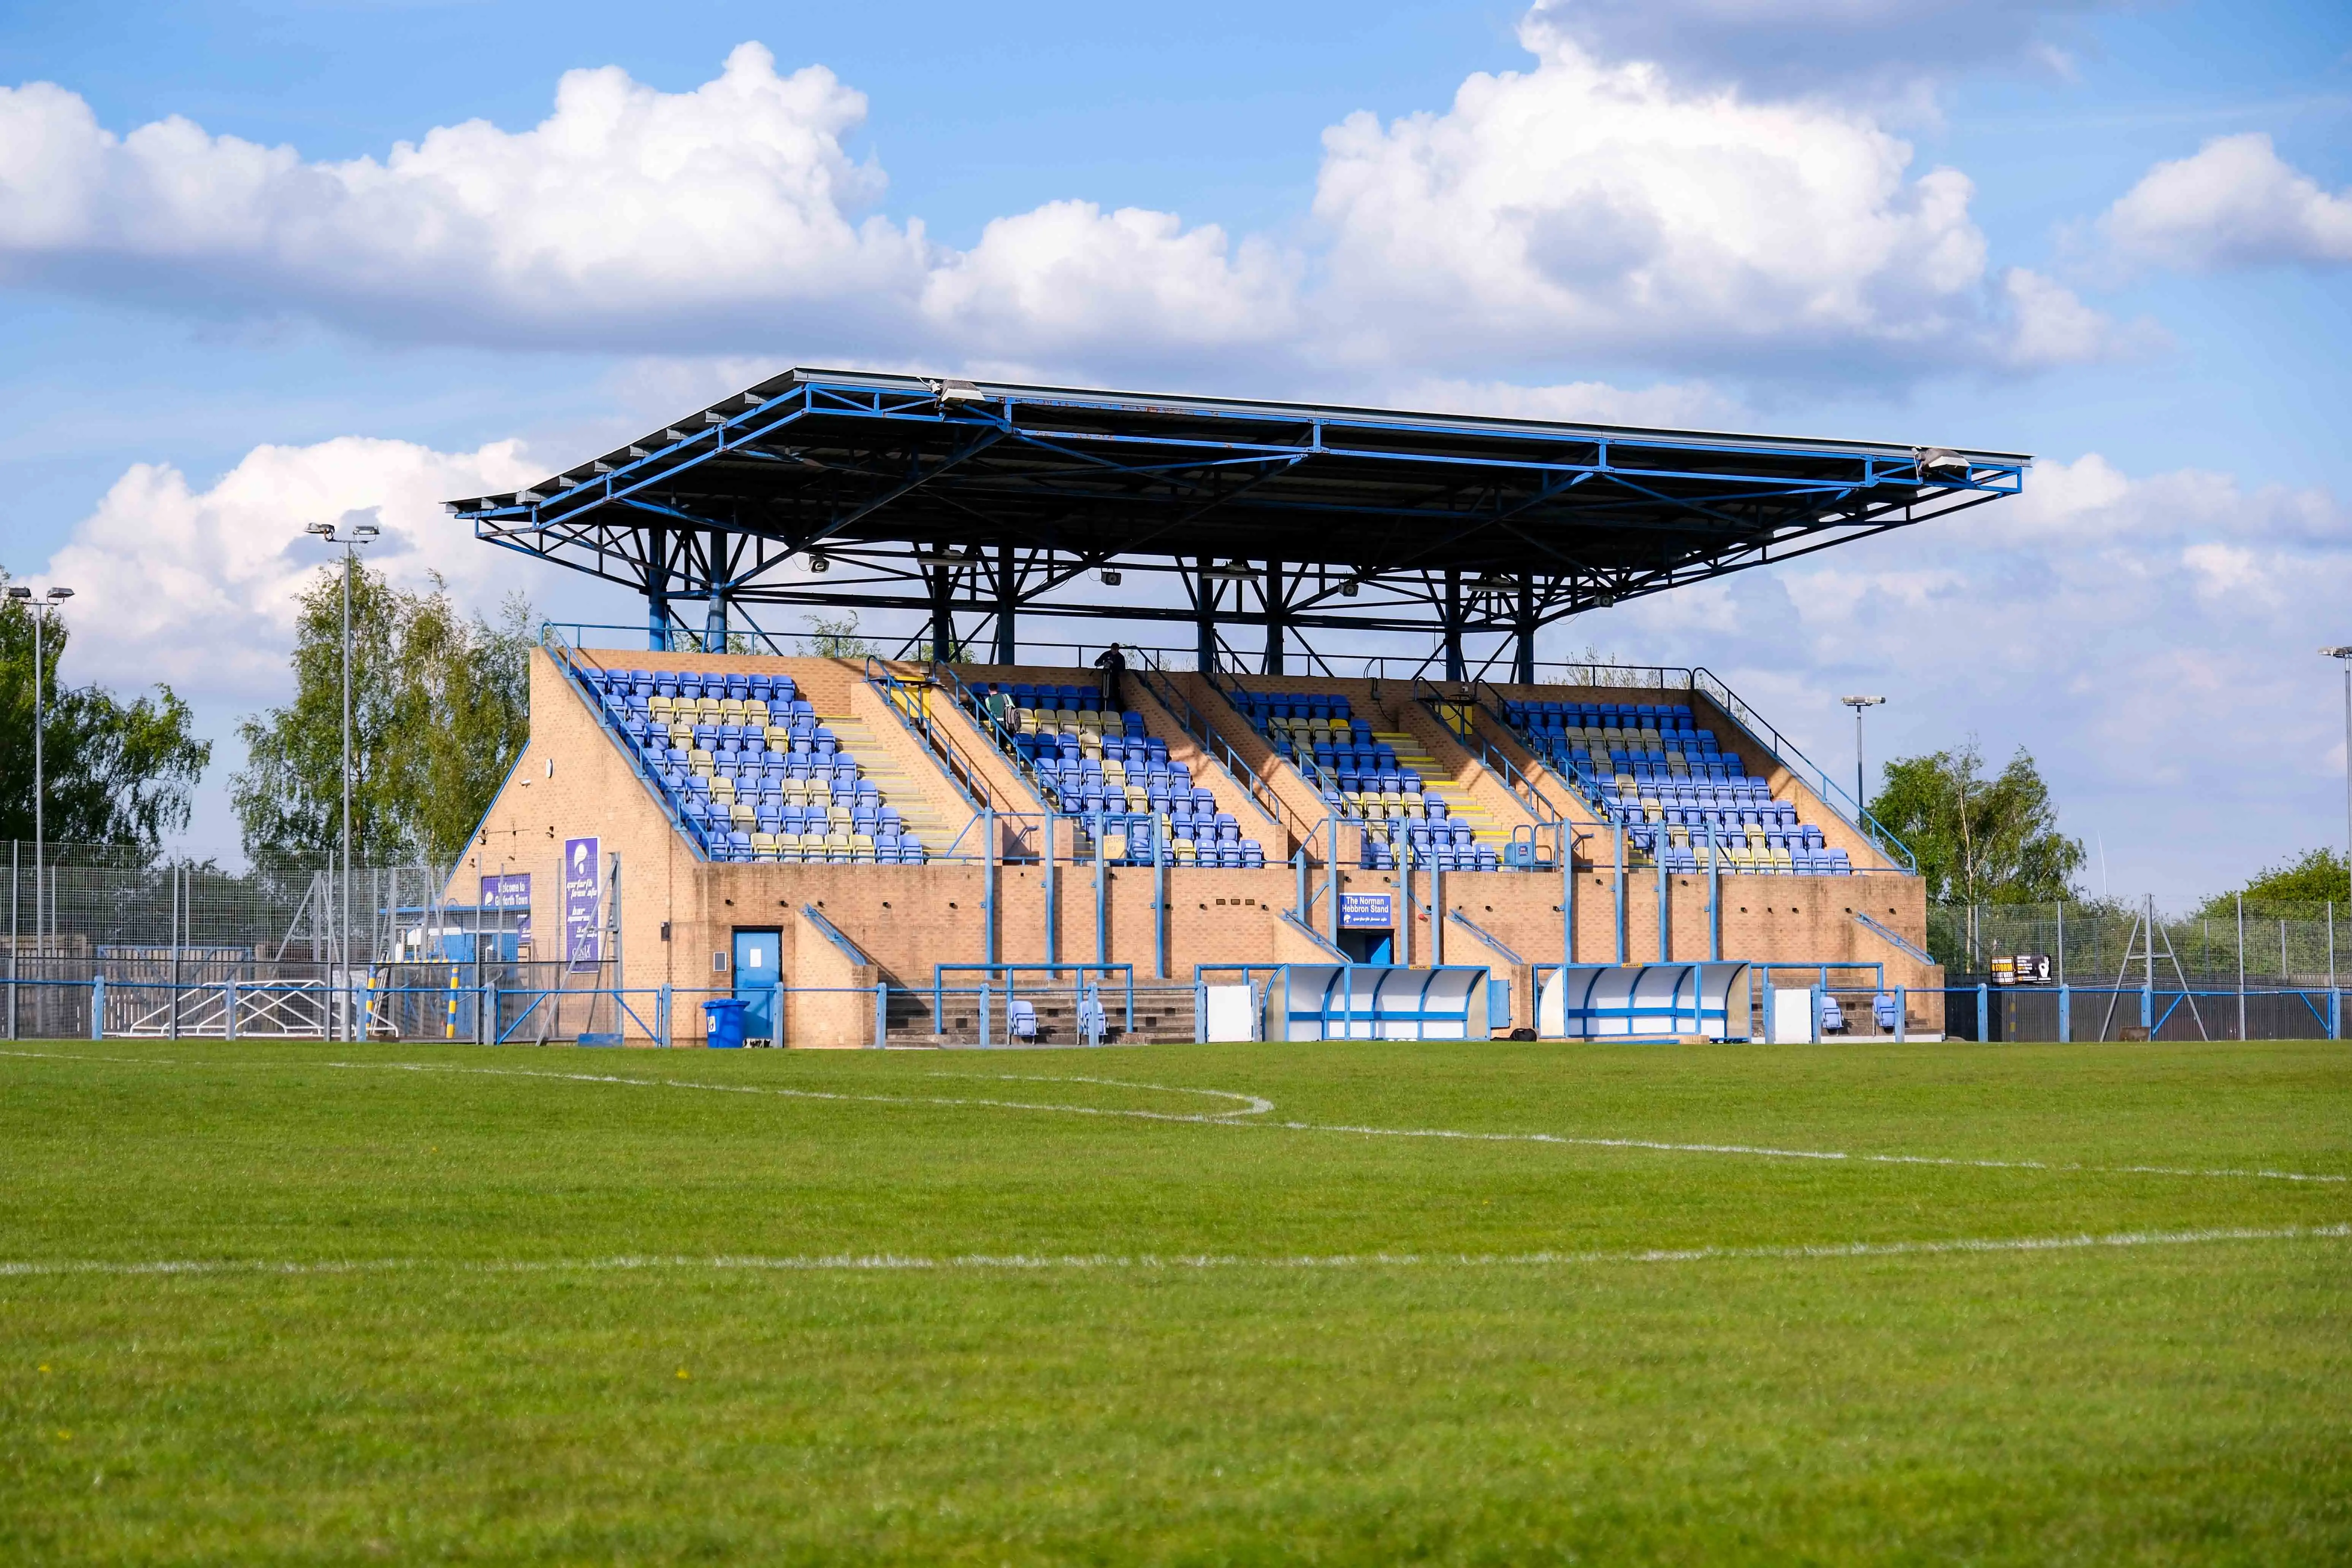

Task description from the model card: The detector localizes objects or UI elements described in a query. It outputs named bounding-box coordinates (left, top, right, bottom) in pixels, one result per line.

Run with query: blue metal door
left=733, top=929, right=782, bottom=1043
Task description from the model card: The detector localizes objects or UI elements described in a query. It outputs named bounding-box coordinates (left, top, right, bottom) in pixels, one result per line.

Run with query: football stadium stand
left=436, top=369, right=2026, bottom=1042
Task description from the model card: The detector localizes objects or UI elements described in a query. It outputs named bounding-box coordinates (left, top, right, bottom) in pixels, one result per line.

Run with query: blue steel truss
left=449, top=367, right=2027, bottom=674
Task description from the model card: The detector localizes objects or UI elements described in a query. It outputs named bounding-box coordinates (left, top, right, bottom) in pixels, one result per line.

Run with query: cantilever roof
left=450, top=367, right=2027, bottom=632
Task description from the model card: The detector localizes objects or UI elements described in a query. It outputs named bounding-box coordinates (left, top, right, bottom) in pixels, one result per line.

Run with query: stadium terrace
left=441, top=369, right=2029, bottom=1046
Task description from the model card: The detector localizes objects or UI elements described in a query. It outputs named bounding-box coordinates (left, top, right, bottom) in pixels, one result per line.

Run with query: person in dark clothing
left=1093, top=644, right=1128, bottom=711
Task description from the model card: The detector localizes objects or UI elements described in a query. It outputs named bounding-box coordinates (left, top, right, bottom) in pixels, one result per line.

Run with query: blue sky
left=3, top=0, right=2349, bottom=902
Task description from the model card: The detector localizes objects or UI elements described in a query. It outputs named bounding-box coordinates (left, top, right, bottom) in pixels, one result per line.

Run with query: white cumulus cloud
left=1522, top=0, right=2125, bottom=100
left=1308, top=20, right=2132, bottom=379
left=2101, top=132, right=2352, bottom=273
left=41, top=437, right=540, bottom=700
left=0, top=20, right=2139, bottom=386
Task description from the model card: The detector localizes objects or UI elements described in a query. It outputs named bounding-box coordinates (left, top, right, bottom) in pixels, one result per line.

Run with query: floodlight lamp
left=1841, top=694, right=1886, bottom=709
left=1099, top=569, right=1122, bottom=587
left=1339, top=579, right=1360, bottom=598
left=44, top=587, right=73, bottom=600
left=5, top=586, right=29, bottom=600
left=2322, top=645, right=2352, bottom=660
left=1915, top=447, right=1968, bottom=477
left=353, top=524, right=380, bottom=541
left=306, top=522, right=335, bottom=537
left=806, top=552, right=830, bottom=574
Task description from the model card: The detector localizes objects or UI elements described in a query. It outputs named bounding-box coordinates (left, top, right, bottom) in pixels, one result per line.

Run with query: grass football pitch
left=2, top=1036, right=2347, bottom=1564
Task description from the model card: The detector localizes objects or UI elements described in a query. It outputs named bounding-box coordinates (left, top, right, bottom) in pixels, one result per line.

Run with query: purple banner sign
left=562, top=838, right=601, bottom=971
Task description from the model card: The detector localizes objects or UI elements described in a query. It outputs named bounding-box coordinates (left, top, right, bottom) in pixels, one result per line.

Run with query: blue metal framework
left=450, top=368, right=2029, bottom=677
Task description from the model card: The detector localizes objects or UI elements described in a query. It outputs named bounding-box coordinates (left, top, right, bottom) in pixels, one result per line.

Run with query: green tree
left=0, top=570, right=212, bottom=853
left=2195, top=848, right=2349, bottom=916
left=233, top=561, right=532, bottom=869
left=799, top=612, right=874, bottom=659
left=1869, top=739, right=2084, bottom=903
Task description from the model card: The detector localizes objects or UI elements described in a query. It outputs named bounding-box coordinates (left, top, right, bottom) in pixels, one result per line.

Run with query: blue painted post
left=1153, top=824, right=1167, bottom=980
left=224, top=981, right=238, bottom=1042
left=1043, top=805, right=1057, bottom=967
left=1327, top=815, right=1341, bottom=943
left=90, top=974, right=104, bottom=1040
left=2333, top=989, right=2342, bottom=1040
left=982, top=809, right=998, bottom=968
left=1977, top=981, right=1989, bottom=1043
left=773, top=982, right=786, bottom=1048
left=1893, top=985, right=1905, bottom=1043
left=1295, top=847, right=1308, bottom=923
left=1094, top=814, right=1108, bottom=964
left=1656, top=842, right=1669, bottom=962
left=1561, top=831, right=1575, bottom=969
left=979, top=980, right=992, bottom=1049
left=1613, top=823, right=1628, bottom=964
left=1707, top=821, right=1721, bottom=961
left=873, top=983, right=887, bottom=1049
left=2059, top=983, right=2071, bottom=1043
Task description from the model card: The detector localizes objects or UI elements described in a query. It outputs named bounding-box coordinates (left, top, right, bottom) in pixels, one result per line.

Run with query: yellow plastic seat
left=719, top=698, right=745, bottom=720
left=750, top=831, right=780, bottom=860
left=1102, top=760, right=1127, bottom=785
left=1171, top=838, right=1198, bottom=865
left=797, top=832, right=827, bottom=860
left=729, top=802, right=755, bottom=828
left=827, top=805, right=852, bottom=831
left=648, top=695, right=675, bottom=719
left=851, top=833, right=876, bottom=863
left=1124, top=785, right=1149, bottom=810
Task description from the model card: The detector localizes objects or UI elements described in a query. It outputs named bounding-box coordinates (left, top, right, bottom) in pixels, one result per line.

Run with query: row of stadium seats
left=1497, top=699, right=1856, bottom=877
left=1356, top=817, right=1503, bottom=873
left=577, top=666, right=929, bottom=863
left=960, top=680, right=1265, bottom=868
left=1214, top=686, right=1518, bottom=861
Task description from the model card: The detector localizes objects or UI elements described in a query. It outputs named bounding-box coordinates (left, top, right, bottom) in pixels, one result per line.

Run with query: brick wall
left=447, top=650, right=1942, bottom=1045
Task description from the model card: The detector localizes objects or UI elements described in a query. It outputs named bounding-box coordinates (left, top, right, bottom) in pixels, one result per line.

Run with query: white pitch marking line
left=2, top=1222, right=2345, bottom=1281
left=3, top=1048, right=2344, bottom=1184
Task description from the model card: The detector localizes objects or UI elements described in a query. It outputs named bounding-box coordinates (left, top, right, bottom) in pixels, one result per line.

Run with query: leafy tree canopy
left=233, top=561, right=531, bottom=870
left=1, top=569, right=212, bottom=854
left=799, top=613, right=874, bottom=659
left=2195, top=848, right=2349, bottom=916
left=1869, top=739, right=2084, bottom=904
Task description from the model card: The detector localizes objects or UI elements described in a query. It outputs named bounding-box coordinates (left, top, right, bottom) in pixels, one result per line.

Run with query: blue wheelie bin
left=702, top=997, right=748, bottom=1049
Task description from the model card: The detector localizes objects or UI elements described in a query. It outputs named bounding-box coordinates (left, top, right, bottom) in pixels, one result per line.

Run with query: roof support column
left=646, top=526, right=670, bottom=653
left=1443, top=569, right=1465, bottom=683
left=929, top=564, right=957, bottom=664
left=1262, top=561, right=1286, bottom=676
left=992, top=544, right=1018, bottom=666
left=1514, top=577, right=1536, bottom=686
left=1195, top=558, right=1218, bottom=674
left=703, top=528, right=728, bottom=652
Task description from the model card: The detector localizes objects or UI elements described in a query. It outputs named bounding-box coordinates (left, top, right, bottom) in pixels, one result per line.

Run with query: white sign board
left=1768, top=986, right=1817, bottom=1044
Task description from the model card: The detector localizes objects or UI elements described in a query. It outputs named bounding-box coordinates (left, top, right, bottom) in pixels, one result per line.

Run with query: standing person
left=1093, top=643, right=1128, bottom=711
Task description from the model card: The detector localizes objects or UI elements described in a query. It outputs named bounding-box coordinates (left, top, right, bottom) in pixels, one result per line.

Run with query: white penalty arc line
left=2, top=1222, right=2346, bottom=1281
left=2, top=1048, right=2344, bottom=1185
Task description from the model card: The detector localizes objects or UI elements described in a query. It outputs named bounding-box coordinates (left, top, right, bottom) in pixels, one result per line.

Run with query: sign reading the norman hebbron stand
left=562, top=839, right=601, bottom=971
left=1340, top=893, right=1395, bottom=929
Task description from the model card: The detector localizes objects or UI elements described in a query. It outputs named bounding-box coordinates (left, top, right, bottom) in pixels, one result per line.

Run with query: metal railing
left=1129, top=658, right=1324, bottom=859
left=1411, top=674, right=1566, bottom=827
left=863, top=657, right=1002, bottom=815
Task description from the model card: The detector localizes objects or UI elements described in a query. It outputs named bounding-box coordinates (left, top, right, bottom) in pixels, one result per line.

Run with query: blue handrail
left=1129, top=660, right=1318, bottom=857
left=1411, top=674, right=1564, bottom=826
left=861, top=657, right=999, bottom=814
